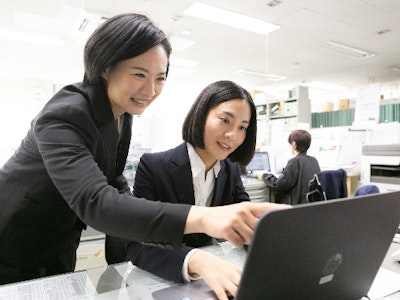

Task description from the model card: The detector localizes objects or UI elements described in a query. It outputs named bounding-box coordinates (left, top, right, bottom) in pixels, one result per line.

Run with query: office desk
left=1, top=243, right=399, bottom=300
left=382, top=242, right=400, bottom=274
left=241, top=176, right=274, bottom=202
left=0, top=242, right=245, bottom=300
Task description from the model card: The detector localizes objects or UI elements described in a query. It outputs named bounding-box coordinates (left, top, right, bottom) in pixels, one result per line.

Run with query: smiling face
left=101, top=45, right=168, bottom=119
left=195, top=99, right=251, bottom=171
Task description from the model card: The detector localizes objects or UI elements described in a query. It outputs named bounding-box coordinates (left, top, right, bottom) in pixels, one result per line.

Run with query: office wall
left=0, top=79, right=54, bottom=165
left=0, top=76, right=203, bottom=166
left=1, top=77, right=399, bottom=168
left=129, top=77, right=202, bottom=152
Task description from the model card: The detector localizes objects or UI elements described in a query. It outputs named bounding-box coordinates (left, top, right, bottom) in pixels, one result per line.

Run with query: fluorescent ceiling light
left=169, top=36, right=195, bottom=51
left=72, top=12, right=108, bottom=39
left=14, top=6, right=106, bottom=40
left=168, top=66, right=195, bottom=76
left=0, top=29, right=65, bottom=47
left=324, top=41, right=375, bottom=60
left=0, top=65, right=80, bottom=83
left=0, top=68, right=39, bottom=80
left=14, top=6, right=86, bottom=32
left=170, top=56, right=199, bottom=68
left=392, top=65, right=400, bottom=72
left=184, top=2, right=280, bottom=35
left=234, top=69, right=286, bottom=81
left=304, top=81, right=347, bottom=91
left=181, top=29, right=192, bottom=36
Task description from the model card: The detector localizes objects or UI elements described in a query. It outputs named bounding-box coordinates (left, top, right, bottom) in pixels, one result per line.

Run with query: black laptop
left=153, top=191, right=400, bottom=300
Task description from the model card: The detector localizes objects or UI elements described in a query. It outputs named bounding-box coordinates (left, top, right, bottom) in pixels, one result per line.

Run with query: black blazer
left=0, top=83, right=189, bottom=275
left=126, top=142, right=250, bottom=282
left=263, top=152, right=321, bottom=205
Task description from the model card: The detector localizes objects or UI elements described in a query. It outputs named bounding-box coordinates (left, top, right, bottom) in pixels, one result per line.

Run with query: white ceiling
left=1, top=0, right=400, bottom=96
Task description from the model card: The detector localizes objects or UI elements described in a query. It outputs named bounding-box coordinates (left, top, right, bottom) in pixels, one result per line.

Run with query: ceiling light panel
left=391, top=65, right=400, bottom=72
left=169, top=36, right=195, bottom=51
left=304, top=81, right=347, bottom=91
left=234, top=69, right=286, bottom=81
left=323, top=41, right=375, bottom=60
left=170, top=56, right=199, bottom=68
left=14, top=6, right=86, bottom=35
left=0, top=29, right=65, bottom=47
left=71, top=12, right=108, bottom=39
left=184, top=2, right=280, bottom=35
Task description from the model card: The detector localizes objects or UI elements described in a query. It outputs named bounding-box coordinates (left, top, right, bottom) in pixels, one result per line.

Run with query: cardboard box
left=338, top=99, right=350, bottom=110
left=321, top=102, right=334, bottom=112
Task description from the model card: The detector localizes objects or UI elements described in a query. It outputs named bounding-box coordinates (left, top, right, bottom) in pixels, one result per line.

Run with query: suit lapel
left=170, top=143, right=195, bottom=205
left=98, top=122, right=119, bottom=179
left=86, top=84, right=119, bottom=179
left=115, top=114, right=132, bottom=175
left=211, top=162, right=227, bottom=206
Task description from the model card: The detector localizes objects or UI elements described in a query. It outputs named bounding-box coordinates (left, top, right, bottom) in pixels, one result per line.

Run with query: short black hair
left=288, top=129, right=312, bottom=153
left=83, top=13, right=171, bottom=86
left=182, top=80, right=257, bottom=166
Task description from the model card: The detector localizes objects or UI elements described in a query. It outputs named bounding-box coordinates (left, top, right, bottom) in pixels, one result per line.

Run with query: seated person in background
left=258, top=129, right=320, bottom=205
left=126, top=80, right=271, bottom=299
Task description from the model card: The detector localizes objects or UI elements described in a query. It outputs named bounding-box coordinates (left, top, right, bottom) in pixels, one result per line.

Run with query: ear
left=101, top=68, right=109, bottom=80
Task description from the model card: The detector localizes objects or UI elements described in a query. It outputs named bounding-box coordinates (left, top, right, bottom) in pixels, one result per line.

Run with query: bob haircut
left=288, top=129, right=312, bottom=153
left=83, top=13, right=172, bottom=86
left=182, top=80, right=257, bottom=166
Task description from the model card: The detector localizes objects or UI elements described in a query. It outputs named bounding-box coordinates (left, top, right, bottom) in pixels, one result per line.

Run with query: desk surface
left=382, top=242, right=400, bottom=274
left=0, top=242, right=399, bottom=300
left=0, top=242, right=245, bottom=300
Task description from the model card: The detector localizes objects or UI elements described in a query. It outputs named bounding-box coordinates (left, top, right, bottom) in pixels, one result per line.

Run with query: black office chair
left=306, top=169, right=348, bottom=202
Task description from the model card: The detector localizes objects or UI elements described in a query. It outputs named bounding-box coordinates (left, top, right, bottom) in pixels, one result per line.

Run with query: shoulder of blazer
left=44, top=83, right=115, bottom=127
left=138, top=143, right=190, bottom=175
left=170, top=143, right=190, bottom=167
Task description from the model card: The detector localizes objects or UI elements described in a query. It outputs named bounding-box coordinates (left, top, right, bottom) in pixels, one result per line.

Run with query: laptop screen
left=245, top=151, right=271, bottom=174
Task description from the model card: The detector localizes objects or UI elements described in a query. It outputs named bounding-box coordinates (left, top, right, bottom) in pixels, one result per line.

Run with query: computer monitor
left=244, top=151, right=271, bottom=176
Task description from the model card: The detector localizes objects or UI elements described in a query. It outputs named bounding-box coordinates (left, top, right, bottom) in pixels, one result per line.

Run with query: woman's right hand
left=185, top=202, right=291, bottom=247
left=188, top=249, right=242, bottom=300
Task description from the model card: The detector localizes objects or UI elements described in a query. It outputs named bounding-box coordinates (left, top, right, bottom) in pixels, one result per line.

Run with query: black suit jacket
left=0, top=83, right=189, bottom=278
left=263, top=152, right=320, bottom=205
left=126, top=142, right=250, bottom=282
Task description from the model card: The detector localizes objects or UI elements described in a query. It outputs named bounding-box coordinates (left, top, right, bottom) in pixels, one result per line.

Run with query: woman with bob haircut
left=182, top=81, right=257, bottom=166
left=126, top=80, right=261, bottom=299
left=0, top=13, right=285, bottom=286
